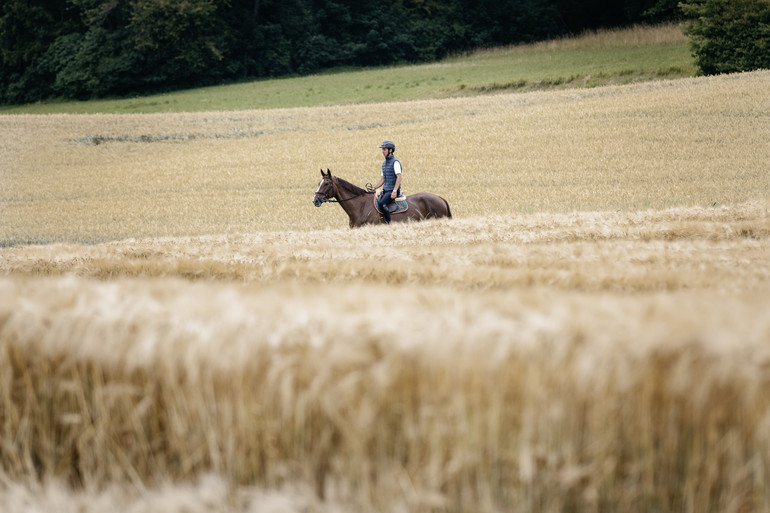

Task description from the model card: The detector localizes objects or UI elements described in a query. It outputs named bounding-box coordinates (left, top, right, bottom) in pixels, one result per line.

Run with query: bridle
left=316, top=177, right=374, bottom=203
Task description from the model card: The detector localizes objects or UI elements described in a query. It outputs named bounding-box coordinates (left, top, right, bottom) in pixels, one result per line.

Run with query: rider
left=372, top=140, right=402, bottom=224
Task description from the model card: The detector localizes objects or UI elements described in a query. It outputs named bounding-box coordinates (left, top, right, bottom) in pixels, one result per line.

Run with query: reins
left=324, top=180, right=374, bottom=203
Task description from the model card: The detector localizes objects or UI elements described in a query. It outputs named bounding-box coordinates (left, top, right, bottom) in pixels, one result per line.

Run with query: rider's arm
left=392, top=173, right=402, bottom=198
left=373, top=176, right=384, bottom=189
left=391, top=161, right=402, bottom=198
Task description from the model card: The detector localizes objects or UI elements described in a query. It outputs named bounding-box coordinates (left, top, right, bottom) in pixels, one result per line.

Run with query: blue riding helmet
left=379, top=140, right=396, bottom=150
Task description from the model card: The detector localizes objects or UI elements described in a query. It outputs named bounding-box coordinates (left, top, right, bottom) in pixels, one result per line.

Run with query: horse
left=312, top=169, right=451, bottom=228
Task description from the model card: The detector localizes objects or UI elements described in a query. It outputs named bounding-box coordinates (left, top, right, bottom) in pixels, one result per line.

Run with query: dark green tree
left=0, top=0, right=79, bottom=101
left=640, top=0, right=684, bottom=22
left=1, top=0, right=688, bottom=104
left=32, top=0, right=136, bottom=99
left=129, top=0, right=230, bottom=87
left=680, top=0, right=770, bottom=74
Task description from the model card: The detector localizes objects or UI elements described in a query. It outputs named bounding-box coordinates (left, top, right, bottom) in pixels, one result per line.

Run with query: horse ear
left=326, top=168, right=332, bottom=176
left=320, top=169, right=326, bottom=177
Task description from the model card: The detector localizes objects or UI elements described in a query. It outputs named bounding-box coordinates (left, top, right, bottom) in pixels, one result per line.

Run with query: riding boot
left=379, top=192, right=393, bottom=224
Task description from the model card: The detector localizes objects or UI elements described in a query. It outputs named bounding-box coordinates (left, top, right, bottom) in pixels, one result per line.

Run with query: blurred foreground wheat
left=1, top=278, right=769, bottom=512
left=2, top=201, right=770, bottom=512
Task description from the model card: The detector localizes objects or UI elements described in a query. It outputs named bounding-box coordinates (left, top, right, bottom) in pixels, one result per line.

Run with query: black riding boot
left=379, top=192, right=393, bottom=224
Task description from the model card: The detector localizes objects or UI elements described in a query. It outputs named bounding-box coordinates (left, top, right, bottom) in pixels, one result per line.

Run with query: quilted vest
left=382, top=155, right=401, bottom=194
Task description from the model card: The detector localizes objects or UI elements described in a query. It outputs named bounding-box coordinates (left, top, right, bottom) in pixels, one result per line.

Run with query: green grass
left=0, top=24, right=695, bottom=115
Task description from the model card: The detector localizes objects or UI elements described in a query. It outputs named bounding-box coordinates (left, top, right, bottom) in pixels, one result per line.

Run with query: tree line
left=0, top=0, right=754, bottom=105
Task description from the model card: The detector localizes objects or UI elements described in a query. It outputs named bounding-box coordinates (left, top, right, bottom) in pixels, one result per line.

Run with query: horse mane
left=332, top=175, right=368, bottom=195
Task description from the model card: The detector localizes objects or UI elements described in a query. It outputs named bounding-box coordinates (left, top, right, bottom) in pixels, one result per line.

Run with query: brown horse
left=312, top=169, right=451, bottom=228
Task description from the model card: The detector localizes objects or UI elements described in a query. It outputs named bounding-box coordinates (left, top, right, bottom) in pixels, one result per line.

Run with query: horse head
left=313, top=169, right=335, bottom=207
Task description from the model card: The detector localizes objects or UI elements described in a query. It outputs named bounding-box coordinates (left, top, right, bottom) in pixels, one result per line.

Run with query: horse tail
left=444, top=198, right=452, bottom=218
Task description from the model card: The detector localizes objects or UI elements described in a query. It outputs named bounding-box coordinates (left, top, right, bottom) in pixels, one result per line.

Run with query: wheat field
left=3, top=70, right=768, bottom=244
left=1, top=71, right=770, bottom=512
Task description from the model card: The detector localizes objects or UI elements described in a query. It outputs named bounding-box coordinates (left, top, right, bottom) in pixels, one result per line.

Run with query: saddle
left=373, top=191, right=408, bottom=215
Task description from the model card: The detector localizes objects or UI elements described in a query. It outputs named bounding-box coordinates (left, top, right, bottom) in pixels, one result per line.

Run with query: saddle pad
left=373, top=196, right=409, bottom=215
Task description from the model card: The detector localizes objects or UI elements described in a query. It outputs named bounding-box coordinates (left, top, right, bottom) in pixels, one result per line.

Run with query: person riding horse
left=372, top=140, right=402, bottom=224
left=312, top=168, right=451, bottom=227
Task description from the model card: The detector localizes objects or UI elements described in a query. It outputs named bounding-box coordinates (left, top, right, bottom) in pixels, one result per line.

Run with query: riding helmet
left=379, top=140, right=396, bottom=150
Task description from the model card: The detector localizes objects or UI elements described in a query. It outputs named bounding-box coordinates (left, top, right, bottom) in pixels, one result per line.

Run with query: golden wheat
left=1, top=202, right=768, bottom=292
left=1, top=72, right=770, bottom=512
left=2, top=71, right=769, bottom=244
left=1, top=276, right=769, bottom=511
left=2, top=202, right=769, bottom=512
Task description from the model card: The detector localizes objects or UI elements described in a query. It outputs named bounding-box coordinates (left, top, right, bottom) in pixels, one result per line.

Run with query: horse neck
left=333, top=176, right=365, bottom=199
left=332, top=177, right=371, bottom=226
